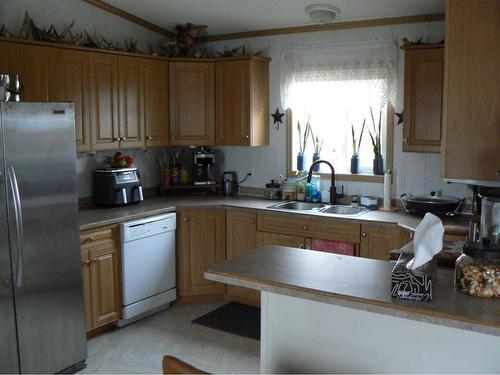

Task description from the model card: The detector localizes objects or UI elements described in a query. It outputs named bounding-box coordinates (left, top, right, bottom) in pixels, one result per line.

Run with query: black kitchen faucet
left=306, top=160, right=344, bottom=205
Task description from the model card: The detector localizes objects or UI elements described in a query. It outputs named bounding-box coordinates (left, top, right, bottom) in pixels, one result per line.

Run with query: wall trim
left=198, top=13, right=444, bottom=43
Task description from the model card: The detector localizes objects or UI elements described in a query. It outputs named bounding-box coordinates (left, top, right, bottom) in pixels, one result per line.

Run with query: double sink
left=268, top=201, right=368, bottom=216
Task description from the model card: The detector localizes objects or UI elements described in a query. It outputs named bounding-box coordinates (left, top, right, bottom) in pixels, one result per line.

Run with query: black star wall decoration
left=271, top=108, right=285, bottom=130
left=395, top=111, right=404, bottom=125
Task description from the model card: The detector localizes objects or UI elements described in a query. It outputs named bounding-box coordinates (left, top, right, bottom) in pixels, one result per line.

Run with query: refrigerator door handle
left=7, top=165, right=24, bottom=288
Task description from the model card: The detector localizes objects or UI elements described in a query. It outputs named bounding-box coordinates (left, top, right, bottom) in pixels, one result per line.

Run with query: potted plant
left=309, top=125, right=324, bottom=172
left=296, top=181, right=306, bottom=201
left=369, top=107, right=384, bottom=175
left=296, top=119, right=311, bottom=171
left=350, top=119, right=365, bottom=174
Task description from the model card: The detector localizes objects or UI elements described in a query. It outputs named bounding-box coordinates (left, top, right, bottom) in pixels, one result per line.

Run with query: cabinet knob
left=496, top=170, right=500, bottom=176
left=244, top=134, right=249, bottom=139
left=146, top=136, right=152, bottom=141
left=361, top=232, right=367, bottom=237
left=249, top=219, right=255, bottom=224
left=113, top=137, right=120, bottom=142
left=303, top=225, right=309, bottom=230
left=121, top=137, right=126, bottom=142
left=82, top=260, right=90, bottom=265
left=90, top=258, right=97, bottom=263
left=183, top=218, right=189, bottom=222
left=402, top=138, right=408, bottom=144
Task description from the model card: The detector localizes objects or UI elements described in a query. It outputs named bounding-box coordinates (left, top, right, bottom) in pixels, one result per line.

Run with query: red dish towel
left=311, top=238, right=355, bottom=256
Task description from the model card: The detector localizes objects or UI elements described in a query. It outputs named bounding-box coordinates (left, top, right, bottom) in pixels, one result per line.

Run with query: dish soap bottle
left=311, top=174, right=321, bottom=203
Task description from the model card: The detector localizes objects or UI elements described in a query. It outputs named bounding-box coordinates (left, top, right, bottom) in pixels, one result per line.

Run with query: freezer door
left=2, top=102, right=87, bottom=373
left=0, top=107, right=20, bottom=373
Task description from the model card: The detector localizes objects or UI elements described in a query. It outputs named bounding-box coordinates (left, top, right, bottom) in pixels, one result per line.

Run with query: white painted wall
left=0, top=0, right=165, bottom=52
left=207, top=22, right=472, bottom=201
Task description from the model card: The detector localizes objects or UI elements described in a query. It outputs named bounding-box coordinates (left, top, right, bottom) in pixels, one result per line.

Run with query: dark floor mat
left=191, top=302, right=260, bottom=340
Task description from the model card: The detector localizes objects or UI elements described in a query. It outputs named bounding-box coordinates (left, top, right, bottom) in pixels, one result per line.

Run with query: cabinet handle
left=361, top=232, right=367, bottom=237
left=146, top=136, right=152, bottom=141
left=249, top=219, right=255, bottom=224
left=303, top=225, right=309, bottom=230
left=402, top=138, right=408, bottom=144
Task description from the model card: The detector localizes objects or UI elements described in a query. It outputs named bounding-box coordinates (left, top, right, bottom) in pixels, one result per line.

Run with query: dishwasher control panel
left=121, top=213, right=176, bottom=243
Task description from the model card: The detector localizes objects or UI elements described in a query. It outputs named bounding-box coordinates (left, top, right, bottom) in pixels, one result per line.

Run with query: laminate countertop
left=79, top=195, right=470, bottom=231
left=205, top=245, right=500, bottom=337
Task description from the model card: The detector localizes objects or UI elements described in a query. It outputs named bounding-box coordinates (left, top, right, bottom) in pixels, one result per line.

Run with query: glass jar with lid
left=455, top=240, right=500, bottom=298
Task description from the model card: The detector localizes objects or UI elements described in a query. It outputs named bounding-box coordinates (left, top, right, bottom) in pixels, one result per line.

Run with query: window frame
left=285, top=102, right=395, bottom=183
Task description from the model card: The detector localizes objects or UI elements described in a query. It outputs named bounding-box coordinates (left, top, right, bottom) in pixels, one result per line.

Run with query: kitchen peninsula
left=205, top=246, right=500, bottom=373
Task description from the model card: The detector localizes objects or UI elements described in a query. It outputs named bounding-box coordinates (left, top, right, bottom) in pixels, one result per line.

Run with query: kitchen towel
left=311, top=239, right=355, bottom=256
left=408, top=212, right=444, bottom=270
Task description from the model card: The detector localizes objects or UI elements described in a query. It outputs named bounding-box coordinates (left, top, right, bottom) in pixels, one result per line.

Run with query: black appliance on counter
left=93, top=167, right=143, bottom=206
left=193, top=148, right=217, bottom=185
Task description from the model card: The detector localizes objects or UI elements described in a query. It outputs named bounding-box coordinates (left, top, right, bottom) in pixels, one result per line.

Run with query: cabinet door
left=89, top=247, right=120, bottom=328
left=80, top=249, right=92, bottom=332
left=89, top=53, right=119, bottom=150
left=144, top=59, right=169, bottom=147
left=226, top=208, right=259, bottom=304
left=169, top=62, right=215, bottom=145
left=177, top=208, right=225, bottom=296
left=0, top=41, right=53, bottom=101
left=442, top=0, right=500, bottom=182
left=216, top=60, right=250, bottom=145
left=359, top=224, right=399, bottom=261
left=50, top=49, right=90, bottom=152
left=118, top=56, right=145, bottom=149
left=403, top=47, right=443, bottom=153
left=256, top=231, right=306, bottom=248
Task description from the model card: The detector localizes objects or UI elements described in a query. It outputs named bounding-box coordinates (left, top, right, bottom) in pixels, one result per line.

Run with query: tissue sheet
left=409, top=213, right=444, bottom=270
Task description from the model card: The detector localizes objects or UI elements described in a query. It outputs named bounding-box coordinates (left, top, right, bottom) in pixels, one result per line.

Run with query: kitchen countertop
left=79, top=194, right=470, bottom=231
left=205, top=245, right=500, bottom=336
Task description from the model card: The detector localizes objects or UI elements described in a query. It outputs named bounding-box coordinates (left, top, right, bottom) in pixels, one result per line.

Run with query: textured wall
left=207, top=22, right=471, bottom=201
left=0, top=0, right=165, bottom=52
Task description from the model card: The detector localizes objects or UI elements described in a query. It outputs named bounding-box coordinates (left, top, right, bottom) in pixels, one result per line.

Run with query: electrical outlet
left=397, top=175, right=406, bottom=196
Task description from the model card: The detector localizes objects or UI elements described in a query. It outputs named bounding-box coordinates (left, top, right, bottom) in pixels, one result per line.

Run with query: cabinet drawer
left=80, top=226, right=116, bottom=249
left=257, top=211, right=360, bottom=243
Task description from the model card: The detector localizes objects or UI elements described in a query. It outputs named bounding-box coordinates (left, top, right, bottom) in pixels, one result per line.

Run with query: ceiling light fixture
left=305, top=4, right=341, bottom=25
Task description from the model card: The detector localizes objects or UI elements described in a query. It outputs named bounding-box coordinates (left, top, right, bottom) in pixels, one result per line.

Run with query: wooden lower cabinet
left=359, top=224, right=402, bottom=261
left=177, top=208, right=226, bottom=297
left=80, top=225, right=121, bottom=333
left=256, top=231, right=307, bottom=248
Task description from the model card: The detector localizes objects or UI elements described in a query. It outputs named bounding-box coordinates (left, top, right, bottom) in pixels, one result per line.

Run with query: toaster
left=93, top=168, right=143, bottom=206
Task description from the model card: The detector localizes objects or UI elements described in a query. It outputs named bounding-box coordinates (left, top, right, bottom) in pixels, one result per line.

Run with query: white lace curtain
left=280, top=39, right=398, bottom=109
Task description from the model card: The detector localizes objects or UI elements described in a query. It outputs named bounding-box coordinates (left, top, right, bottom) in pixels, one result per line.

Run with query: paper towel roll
left=383, top=171, right=391, bottom=209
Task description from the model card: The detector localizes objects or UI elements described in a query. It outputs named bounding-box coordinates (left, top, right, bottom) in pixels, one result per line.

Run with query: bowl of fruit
left=105, top=152, right=135, bottom=168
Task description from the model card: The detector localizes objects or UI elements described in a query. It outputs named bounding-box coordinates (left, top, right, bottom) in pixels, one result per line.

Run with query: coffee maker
left=193, top=148, right=217, bottom=185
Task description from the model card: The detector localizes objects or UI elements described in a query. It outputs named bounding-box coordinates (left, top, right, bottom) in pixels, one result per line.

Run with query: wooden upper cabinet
left=89, top=53, right=120, bottom=151
left=50, top=49, right=90, bottom=152
left=403, top=46, right=444, bottom=153
left=144, top=59, right=169, bottom=147
left=169, top=61, right=215, bottom=146
left=0, top=41, right=54, bottom=101
left=442, top=0, right=500, bottom=183
left=118, top=56, right=145, bottom=149
left=216, top=58, right=270, bottom=146
left=177, top=208, right=225, bottom=296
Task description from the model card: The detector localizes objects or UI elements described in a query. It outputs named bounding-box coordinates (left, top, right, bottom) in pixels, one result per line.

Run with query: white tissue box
left=390, top=251, right=436, bottom=302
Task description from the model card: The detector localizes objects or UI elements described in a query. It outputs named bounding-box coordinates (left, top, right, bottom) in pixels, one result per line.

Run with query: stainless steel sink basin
left=269, top=201, right=326, bottom=211
left=322, top=205, right=367, bottom=215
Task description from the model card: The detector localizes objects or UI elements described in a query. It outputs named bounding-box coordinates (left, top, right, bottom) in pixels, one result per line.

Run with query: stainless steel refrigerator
left=0, top=102, right=87, bottom=373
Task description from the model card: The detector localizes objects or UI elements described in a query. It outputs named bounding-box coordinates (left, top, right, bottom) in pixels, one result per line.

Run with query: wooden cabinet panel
left=216, top=60, right=250, bottom=145
left=144, top=59, right=169, bottom=147
left=256, top=231, right=306, bottom=248
left=226, top=208, right=259, bottom=304
left=89, top=53, right=120, bottom=150
left=257, top=211, right=360, bottom=243
left=442, top=0, right=500, bottom=182
left=177, top=208, right=225, bottom=296
left=80, top=249, right=92, bottom=332
left=50, top=49, right=90, bottom=152
left=216, top=58, right=269, bottom=146
left=118, top=56, right=145, bottom=149
left=359, top=224, right=400, bottom=261
left=169, top=61, right=215, bottom=145
left=403, top=46, right=443, bottom=153
left=89, top=248, right=120, bottom=328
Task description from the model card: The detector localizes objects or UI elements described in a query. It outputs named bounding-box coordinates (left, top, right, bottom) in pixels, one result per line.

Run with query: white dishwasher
left=118, top=213, right=176, bottom=326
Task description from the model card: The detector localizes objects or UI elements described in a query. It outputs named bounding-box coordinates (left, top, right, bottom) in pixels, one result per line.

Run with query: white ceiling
left=104, top=0, right=445, bottom=36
